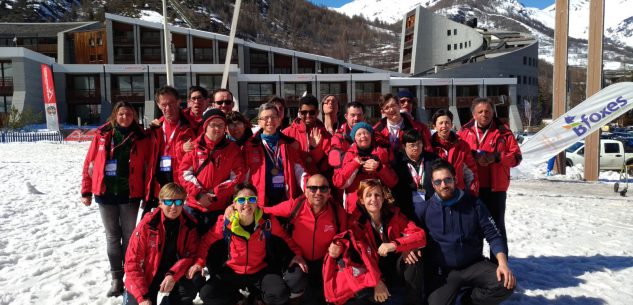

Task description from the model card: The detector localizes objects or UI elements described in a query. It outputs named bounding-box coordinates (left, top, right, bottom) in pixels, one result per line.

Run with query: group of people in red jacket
left=81, top=85, right=522, bottom=305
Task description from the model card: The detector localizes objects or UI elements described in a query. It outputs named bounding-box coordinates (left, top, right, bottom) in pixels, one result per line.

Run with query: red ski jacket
left=458, top=118, right=522, bottom=192
left=373, top=114, right=433, bottom=157
left=332, top=144, right=398, bottom=213
left=145, top=114, right=196, bottom=201
left=282, top=118, right=332, bottom=175
left=431, top=131, right=479, bottom=196
left=180, top=135, right=246, bottom=212
left=195, top=212, right=303, bottom=274
left=243, top=131, right=309, bottom=207
left=124, top=210, right=199, bottom=304
left=328, top=123, right=354, bottom=169
left=263, top=195, right=348, bottom=261
left=81, top=123, right=150, bottom=200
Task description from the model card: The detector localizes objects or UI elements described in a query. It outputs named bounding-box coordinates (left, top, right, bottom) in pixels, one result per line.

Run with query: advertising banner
left=521, top=82, right=633, bottom=164
left=41, top=64, right=60, bottom=131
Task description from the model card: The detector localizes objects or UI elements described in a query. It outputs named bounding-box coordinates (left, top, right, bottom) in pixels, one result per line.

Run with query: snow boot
left=106, top=270, right=125, bottom=297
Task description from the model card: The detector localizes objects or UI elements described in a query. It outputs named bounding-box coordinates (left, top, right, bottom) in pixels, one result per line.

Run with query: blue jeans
left=97, top=201, right=140, bottom=272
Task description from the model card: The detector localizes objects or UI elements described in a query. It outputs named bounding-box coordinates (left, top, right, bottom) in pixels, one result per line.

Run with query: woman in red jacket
left=430, top=109, right=479, bottom=196
left=189, top=183, right=307, bottom=305
left=80, top=101, right=149, bottom=297
left=329, top=179, right=426, bottom=305
left=123, top=183, right=200, bottom=305
left=332, top=122, right=398, bottom=214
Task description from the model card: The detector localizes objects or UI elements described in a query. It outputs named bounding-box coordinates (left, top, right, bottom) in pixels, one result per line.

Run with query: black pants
left=283, top=260, right=324, bottom=305
left=427, top=261, right=513, bottom=305
left=479, top=188, right=508, bottom=262
left=183, top=205, right=222, bottom=235
left=123, top=275, right=199, bottom=305
left=199, top=266, right=290, bottom=305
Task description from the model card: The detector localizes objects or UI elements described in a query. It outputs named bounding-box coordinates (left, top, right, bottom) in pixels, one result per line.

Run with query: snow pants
left=479, top=188, right=508, bottom=261
left=199, top=266, right=290, bottom=305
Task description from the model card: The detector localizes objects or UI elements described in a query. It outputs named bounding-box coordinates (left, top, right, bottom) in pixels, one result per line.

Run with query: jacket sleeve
left=262, top=198, right=295, bottom=218
left=194, top=218, right=223, bottom=267
left=461, top=142, right=480, bottom=196
left=80, top=135, right=100, bottom=197
left=475, top=199, right=507, bottom=256
left=332, top=152, right=362, bottom=189
left=180, top=150, right=205, bottom=199
left=214, top=146, right=247, bottom=205
left=124, top=226, right=150, bottom=303
left=391, top=213, right=426, bottom=252
left=497, top=132, right=522, bottom=168
left=270, top=216, right=303, bottom=257
left=376, top=150, right=398, bottom=188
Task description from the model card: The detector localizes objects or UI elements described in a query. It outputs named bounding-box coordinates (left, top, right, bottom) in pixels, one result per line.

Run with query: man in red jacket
left=123, top=183, right=200, bottom=305
left=145, top=86, right=196, bottom=215
left=328, top=101, right=365, bottom=169
left=263, top=174, right=347, bottom=305
left=458, top=98, right=522, bottom=261
left=180, top=108, right=246, bottom=233
left=283, top=95, right=331, bottom=175
left=183, top=85, right=209, bottom=136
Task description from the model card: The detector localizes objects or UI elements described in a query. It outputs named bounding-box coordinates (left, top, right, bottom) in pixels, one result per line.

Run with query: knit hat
left=350, top=122, right=373, bottom=139
left=201, top=108, right=227, bottom=130
left=397, top=90, right=413, bottom=100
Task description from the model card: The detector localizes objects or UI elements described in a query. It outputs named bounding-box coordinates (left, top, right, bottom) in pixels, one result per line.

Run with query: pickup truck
left=565, top=139, right=633, bottom=174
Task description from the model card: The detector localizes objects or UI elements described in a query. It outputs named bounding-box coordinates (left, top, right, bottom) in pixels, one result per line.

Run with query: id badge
left=160, top=156, right=172, bottom=172
left=272, top=175, right=285, bottom=189
left=412, top=190, right=426, bottom=204
left=105, top=160, right=117, bottom=177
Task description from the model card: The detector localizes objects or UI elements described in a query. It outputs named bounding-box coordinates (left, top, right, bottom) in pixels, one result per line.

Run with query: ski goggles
left=163, top=199, right=184, bottom=206
left=234, top=196, right=258, bottom=205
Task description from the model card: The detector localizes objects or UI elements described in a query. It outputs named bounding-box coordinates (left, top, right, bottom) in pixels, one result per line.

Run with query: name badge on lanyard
left=272, top=175, right=285, bottom=189
left=160, top=156, right=172, bottom=172
left=105, top=160, right=117, bottom=177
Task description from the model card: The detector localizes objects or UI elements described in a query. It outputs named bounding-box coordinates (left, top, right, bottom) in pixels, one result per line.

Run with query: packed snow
left=0, top=142, right=632, bottom=305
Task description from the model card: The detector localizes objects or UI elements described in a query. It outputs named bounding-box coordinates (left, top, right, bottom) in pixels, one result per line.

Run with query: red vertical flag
left=41, top=64, right=60, bottom=131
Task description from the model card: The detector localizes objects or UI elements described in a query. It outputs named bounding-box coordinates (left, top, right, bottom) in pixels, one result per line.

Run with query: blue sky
left=308, top=0, right=555, bottom=9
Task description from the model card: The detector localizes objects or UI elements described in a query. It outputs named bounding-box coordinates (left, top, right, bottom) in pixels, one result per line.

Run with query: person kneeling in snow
left=415, top=159, right=516, bottom=305
left=123, top=183, right=200, bottom=305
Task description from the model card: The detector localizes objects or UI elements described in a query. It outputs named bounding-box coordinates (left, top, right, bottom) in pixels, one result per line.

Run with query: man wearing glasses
left=263, top=175, right=347, bottom=305
left=211, top=88, right=235, bottom=114
left=414, top=159, right=515, bottom=305
left=282, top=95, right=332, bottom=175
left=123, top=183, right=200, bottom=305
left=184, top=86, right=209, bottom=133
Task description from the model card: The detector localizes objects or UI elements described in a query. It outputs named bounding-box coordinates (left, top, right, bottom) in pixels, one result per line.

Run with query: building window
left=406, top=14, right=416, bottom=29
left=523, top=76, right=528, bottom=84
left=454, top=29, right=457, bottom=35
left=523, top=56, right=527, bottom=65
left=469, top=41, right=471, bottom=47
left=197, top=74, right=222, bottom=91
left=460, top=43, right=463, bottom=49
left=517, top=76, right=521, bottom=84
left=284, top=83, right=312, bottom=118
left=454, top=43, right=457, bottom=50
left=447, top=30, right=451, bottom=36
left=247, top=83, right=275, bottom=108
left=447, top=44, right=451, bottom=51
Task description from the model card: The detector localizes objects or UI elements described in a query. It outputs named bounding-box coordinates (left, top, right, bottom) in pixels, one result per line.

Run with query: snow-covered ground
left=0, top=142, right=632, bottom=305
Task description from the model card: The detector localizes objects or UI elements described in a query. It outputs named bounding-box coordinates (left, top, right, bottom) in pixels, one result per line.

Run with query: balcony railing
left=112, top=90, right=145, bottom=104
left=141, top=54, right=161, bottom=64
left=456, top=96, right=478, bottom=107
left=424, top=96, right=449, bottom=108
left=0, top=77, right=13, bottom=95
left=67, top=89, right=101, bottom=104
left=402, top=54, right=412, bottom=63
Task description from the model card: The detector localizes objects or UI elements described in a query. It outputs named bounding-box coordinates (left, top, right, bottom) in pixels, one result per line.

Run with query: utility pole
left=162, top=0, right=174, bottom=86
left=552, top=0, right=569, bottom=175
left=584, top=0, right=605, bottom=181
left=221, top=0, right=242, bottom=89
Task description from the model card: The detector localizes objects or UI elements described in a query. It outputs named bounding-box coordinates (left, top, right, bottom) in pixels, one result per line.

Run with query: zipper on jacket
left=244, top=235, right=250, bottom=274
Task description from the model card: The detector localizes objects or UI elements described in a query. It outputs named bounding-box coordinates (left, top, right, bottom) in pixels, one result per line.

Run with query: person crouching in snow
left=123, top=183, right=200, bottom=305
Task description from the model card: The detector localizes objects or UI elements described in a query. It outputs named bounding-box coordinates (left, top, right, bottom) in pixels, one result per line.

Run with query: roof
left=0, top=22, right=97, bottom=37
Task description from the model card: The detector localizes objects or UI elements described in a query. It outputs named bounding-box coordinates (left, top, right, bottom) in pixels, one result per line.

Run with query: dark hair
left=431, top=109, right=454, bottom=126
left=108, top=101, right=138, bottom=127
left=300, top=95, right=319, bottom=109
left=470, top=97, right=495, bottom=114
left=379, top=93, right=398, bottom=109
left=268, top=96, right=286, bottom=107
left=188, top=86, right=208, bottom=99
left=401, top=129, right=422, bottom=145
left=233, top=182, right=258, bottom=197
left=430, top=159, right=456, bottom=177
left=155, top=86, right=180, bottom=103
left=347, top=101, right=365, bottom=113
left=212, top=88, right=234, bottom=101
left=226, top=111, right=250, bottom=126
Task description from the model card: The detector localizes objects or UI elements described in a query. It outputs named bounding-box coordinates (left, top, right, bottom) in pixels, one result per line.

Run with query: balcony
left=113, top=54, right=135, bottom=64
left=113, top=35, right=134, bottom=45
left=354, top=93, right=381, bottom=104
left=425, top=96, right=449, bottom=108
left=404, top=40, right=413, bottom=49
left=456, top=96, right=478, bottom=108
left=112, top=90, right=145, bottom=104
left=402, top=54, right=412, bottom=63
left=67, top=89, right=101, bottom=104
left=141, top=54, right=161, bottom=64
left=0, top=77, right=13, bottom=95
left=22, top=44, right=57, bottom=54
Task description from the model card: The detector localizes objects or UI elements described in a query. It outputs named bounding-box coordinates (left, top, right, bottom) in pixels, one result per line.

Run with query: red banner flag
left=41, top=64, right=60, bottom=131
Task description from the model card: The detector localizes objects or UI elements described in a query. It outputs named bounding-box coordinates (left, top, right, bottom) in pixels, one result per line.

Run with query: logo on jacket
left=324, top=224, right=335, bottom=233
left=562, top=96, right=628, bottom=136
left=352, top=266, right=367, bottom=277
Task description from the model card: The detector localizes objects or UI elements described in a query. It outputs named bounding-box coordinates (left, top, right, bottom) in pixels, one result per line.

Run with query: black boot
left=106, top=270, right=124, bottom=297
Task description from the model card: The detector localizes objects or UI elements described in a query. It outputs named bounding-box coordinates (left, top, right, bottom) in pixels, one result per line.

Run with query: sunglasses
left=234, top=196, right=258, bottom=204
left=306, top=185, right=330, bottom=193
left=300, top=110, right=317, bottom=116
left=163, top=199, right=184, bottom=206
left=432, top=177, right=455, bottom=186
left=215, top=99, right=233, bottom=106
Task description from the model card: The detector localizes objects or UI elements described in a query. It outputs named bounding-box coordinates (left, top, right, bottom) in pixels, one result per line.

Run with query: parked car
left=565, top=139, right=633, bottom=174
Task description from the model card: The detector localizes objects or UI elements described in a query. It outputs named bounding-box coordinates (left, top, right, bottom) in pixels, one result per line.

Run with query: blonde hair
left=357, top=179, right=395, bottom=206
left=158, top=183, right=187, bottom=200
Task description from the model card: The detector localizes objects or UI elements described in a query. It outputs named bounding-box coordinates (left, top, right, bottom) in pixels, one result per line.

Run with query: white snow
left=0, top=142, right=632, bottom=304
left=140, top=10, right=164, bottom=24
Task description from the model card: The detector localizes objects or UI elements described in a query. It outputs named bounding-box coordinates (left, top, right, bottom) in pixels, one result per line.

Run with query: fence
left=0, top=130, right=64, bottom=143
